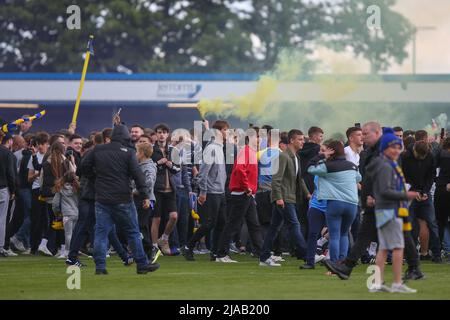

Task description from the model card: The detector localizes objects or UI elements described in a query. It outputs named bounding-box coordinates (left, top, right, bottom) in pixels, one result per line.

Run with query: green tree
left=0, top=0, right=413, bottom=73
left=322, top=0, right=414, bottom=73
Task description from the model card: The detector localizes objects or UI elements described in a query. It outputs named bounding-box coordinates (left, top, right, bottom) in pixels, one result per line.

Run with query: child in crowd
left=370, top=128, right=420, bottom=293
left=52, top=170, right=80, bottom=259
left=135, top=143, right=157, bottom=261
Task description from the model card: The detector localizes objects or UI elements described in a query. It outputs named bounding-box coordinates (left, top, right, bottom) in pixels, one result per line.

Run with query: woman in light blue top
left=308, top=140, right=361, bottom=262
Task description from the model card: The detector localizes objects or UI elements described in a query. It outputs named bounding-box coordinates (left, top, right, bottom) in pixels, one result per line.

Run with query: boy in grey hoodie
left=135, top=143, right=157, bottom=260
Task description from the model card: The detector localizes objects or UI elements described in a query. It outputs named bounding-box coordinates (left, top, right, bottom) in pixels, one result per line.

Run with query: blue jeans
left=94, top=201, right=148, bottom=270
left=325, top=200, right=357, bottom=262
left=443, top=227, right=450, bottom=255
left=260, top=203, right=306, bottom=262
left=306, top=207, right=326, bottom=266
left=409, top=197, right=441, bottom=257
left=69, top=199, right=127, bottom=260
left=15, top=188, right=32, bottom=248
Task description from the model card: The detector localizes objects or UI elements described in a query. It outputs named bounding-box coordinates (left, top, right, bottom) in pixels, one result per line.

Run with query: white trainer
left=271, top=255, right=285, bottom=262
left=10, top=236, right=26, bottom=252
left=38, top=245, right=53, bottom=256
left=391, top=283, right=417, bottom=293
left=259, top=258, right=281, bottom=267
left=57, top=250, right=67, bottom=259
left=314, top=254, right=326, bottom=264
left=216, top=255, right=238, bottom=263
left=369, top=283, right=392, bottom=293
left=22, top=249, right=31, bottom=255
left=2, top=249, right=18, bottom=257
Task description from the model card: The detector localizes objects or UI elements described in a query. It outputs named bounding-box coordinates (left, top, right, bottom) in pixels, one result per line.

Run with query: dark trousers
left=350, top=208, right=361, bottom=244
left=256, top=191, right=284, bottom=254
left=170, top=188, right=190, bottom=249
left=434, top=185, right=450, bottom=247
left=46, top=203, right=64, bottom=254
left=345, top=208, right=419, bottom=268
left=69, top=199, right=127, bottom=260
left=14, top=188, right=32, bottom=248
left=297, top=200, right=309, bottom=241
left=404, top=230, right=419, bottom=268
left=30, top=189, right=48, bottom=253
left=306, top=207, right=326, bottom=266
left=217, top=194, right=263, bottom=258
left=187, top=193, right=226, bottom=254
left=5, top=198, right=21, bottom=250
left=345, top=209, right=378, bottom=266
left=134, top=197, right=152, bottom=254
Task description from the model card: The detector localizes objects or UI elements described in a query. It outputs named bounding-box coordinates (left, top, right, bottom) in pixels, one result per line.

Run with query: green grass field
left=0, top=253, right=449, bottom=300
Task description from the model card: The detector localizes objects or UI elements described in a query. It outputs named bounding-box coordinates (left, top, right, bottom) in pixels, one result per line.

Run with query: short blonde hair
left=137, top=143, right=153, bottom=159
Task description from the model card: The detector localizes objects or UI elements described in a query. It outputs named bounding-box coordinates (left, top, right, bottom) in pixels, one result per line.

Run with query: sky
left=306, top=0, right=450, bottom=74
left=389, top=0, right=450, bottom=74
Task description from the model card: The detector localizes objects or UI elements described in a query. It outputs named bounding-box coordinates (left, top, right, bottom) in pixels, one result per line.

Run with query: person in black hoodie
left=401, top=140, right=441, bottom=262
left=0, top=131, right=16, bottom=256
left=150, top=123, right=180, bottom=256
left=10, top=136, right=34, bottom=251
left=66, top=138, right=134, bottom=267
left=81, top=119, right=159, bottom=275
left=298, top=127, right=323, bottom=240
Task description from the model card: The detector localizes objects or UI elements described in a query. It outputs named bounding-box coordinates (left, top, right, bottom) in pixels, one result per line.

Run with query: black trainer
left=137, top=262, right=160, bottom=274
left=210, top=253, right=217, bottom=261
left=122, top=255, right=134, bottom=266
left=403, top=267, right=425, bottom=281
left=182, top=247, right=195, bottom=261
left=65, top=258, right=86, bottom=267
left=420, top=254, right=432, bottom=261
left=95, top=269, right=108, bottom=275
left=300, top=263, right=315, bottom=270
left=323, top=259, right=352, bottom=280
left=431, top=255, right=442, bottom=263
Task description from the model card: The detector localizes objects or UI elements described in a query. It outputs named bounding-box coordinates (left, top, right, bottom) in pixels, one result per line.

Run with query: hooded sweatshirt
left=52, top=183, right=79, bottom=217
left=299, top=142, right=320, bottom=193
left=81, top=124, right=149, bottom=205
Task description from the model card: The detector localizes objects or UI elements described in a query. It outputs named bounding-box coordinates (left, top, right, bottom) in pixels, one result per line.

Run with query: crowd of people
left=0, top=113, right=449, bottom=293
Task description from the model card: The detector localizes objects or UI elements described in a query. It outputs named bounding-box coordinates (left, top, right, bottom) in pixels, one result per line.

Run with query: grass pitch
left=0, top=253, right=449, bottom=300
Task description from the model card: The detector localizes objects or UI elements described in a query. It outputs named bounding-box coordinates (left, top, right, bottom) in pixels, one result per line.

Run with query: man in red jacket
left=215, top=127, right=263, bottom=263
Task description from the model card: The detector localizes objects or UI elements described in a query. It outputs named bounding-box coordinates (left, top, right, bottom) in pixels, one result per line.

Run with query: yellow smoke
left=196, top=47, right=448, bottom=135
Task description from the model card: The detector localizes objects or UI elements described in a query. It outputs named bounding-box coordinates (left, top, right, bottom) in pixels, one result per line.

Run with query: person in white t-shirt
left=344, top=127, right=364, bottom=166
left=344, top=126, right=364, bottom=250
left=27, top=132, right=52, bottom=256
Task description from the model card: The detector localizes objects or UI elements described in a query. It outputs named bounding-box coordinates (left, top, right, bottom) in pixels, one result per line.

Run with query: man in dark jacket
left=401, top=141, right=441, bottom=262
left=299, top=127, right=323, bottom=193
left=150, top=123, right=180, bottom=256
left=324, top=122, right=424, bottom=280
left=0, top=133, right=16, bottom=256
left=66, top=139, right=136, bottom=268
left=298, top=126, right=323, bottom=238
left=81, top=122, right=159, bottom=275
left=259, top=129, right=309, bottom=267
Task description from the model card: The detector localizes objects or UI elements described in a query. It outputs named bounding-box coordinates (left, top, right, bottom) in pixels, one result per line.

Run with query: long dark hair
left=49, top=142, right=65, bottom=179
left=326, top=140, right=345, bottom=161
left=53, top=170, right=79, bottom=194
